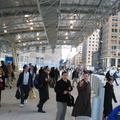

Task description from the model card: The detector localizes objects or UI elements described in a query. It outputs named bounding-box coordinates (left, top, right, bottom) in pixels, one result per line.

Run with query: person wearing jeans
left=17, top=65, right=33, bottom=108
left=55, top=71, right=72, bottom=120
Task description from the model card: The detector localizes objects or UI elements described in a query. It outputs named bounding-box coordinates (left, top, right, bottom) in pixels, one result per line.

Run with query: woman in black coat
left=0, top=67, right=5, bottom=107
left=103, top=77, right=117, bottom=118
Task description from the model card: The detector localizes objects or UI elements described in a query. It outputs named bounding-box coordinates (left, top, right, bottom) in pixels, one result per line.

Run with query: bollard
left=76, top=116, right=93, bottom=120
left=98, top=87, right=105, bottom=120
left=90, top=74, right=93, bottom=89
left=92, top=96, right=101, bottom=120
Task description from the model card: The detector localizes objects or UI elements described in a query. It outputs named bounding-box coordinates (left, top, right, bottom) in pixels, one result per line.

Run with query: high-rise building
left=101, top=12, right=120, bottom=68
left=82, top=30, right=100, bottom=68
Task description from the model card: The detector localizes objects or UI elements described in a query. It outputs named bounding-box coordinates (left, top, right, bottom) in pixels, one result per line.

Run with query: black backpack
left=67, top=94, right=74, bottom=107
left=34, top=74, right=44, bottom=89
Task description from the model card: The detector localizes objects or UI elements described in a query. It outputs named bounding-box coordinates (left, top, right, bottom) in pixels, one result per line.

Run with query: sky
left=61, top=45, right=77, bottom=60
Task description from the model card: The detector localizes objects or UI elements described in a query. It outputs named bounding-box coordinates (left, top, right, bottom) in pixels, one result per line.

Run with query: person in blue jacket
left=113, top=71, right=119, bottom=86
left=107, top=105, right=120, bottom=120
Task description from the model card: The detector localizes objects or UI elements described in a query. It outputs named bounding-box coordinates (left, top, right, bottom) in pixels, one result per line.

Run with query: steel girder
left=0, top=0, right=119, bottom=53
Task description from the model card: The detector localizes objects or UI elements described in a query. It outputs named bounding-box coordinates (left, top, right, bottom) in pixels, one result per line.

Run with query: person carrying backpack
left=36, top=67, right=49, bottom=113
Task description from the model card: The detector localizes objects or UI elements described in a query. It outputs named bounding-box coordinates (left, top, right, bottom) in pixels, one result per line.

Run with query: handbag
left=67, top=94, right=74, bottom=107
left=15, top=89, right=21, bottom=99
left=29, top=89, right=36, bottom=99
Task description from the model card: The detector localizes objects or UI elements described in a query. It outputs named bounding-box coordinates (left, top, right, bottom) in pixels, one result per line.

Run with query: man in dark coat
left=17, top=65, right=33, bottom=108
left=37, top=67, right=49, bottom=113
left=72, top=68, right=79, bottom=87
left=55, top=71, right=73, bottom=120
left=72, top=73, right=91, bottom=117
left=103, top=77, right=117, bottom=118
left=105, top=71, right=111, bottom=80
left=1, top=61, right=8, bottom=78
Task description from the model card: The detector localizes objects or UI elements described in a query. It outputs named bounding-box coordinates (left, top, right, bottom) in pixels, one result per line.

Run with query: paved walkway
left=0, top=72, right=120, bottom=120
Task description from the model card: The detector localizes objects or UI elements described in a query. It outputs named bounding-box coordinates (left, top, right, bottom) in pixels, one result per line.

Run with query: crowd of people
left=0, top=62, right=120, bottom=120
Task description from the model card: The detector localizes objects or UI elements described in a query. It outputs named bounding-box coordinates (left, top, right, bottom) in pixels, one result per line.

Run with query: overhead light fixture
left=40, top=41, right=42, bottom=44
left=18, top=40, right=21, bottom=42
left=66, top=36, right=68, bottom=39
left=37, top=32, right=39, bottom=36
left=4, top=29, right=7, bottom=33
left=70, top=20, right=73, bottom=24
left=70, top=26, right=73, bottom=29
left=24, top=15, right=29, bottom=18
left=30, top=26, right=33, bottom=30
left=65, top=32, right=68, bottom=36
left=23, top=43, right=26, bottom=46
left=30, top=22, right=33, bottom=25
left=26, top=20, right=29, bottom=23
left=64, top=41, right=66, bottom=43
left=37, top=37, right=40, bottom=40
left=30, top=19, right=32, bottom=22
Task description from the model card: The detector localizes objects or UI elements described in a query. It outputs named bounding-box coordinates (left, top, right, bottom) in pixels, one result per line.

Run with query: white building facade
left=82, top=30, right=100, bottom=68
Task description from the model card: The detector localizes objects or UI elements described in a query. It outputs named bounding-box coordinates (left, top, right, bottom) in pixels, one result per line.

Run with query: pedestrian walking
left=72, top=68, right=79, bottom=87
left=17, top=65, right=33, bottom=108
left=37, top=67, right=49, bottom=113
left=103, top=77, right=117, bottom=119
left=55, top=71, right=73, bottom=120
left=113, top=71, right=119, bottom=86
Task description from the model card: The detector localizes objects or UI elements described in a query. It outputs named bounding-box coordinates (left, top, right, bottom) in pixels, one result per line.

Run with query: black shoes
left=38, top=110, right=46, bottom=113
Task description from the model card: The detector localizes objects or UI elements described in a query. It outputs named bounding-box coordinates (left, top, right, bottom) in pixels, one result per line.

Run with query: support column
left=115, top=58, right=118, bottom=67
left=11, top=42, right=19, bottom=71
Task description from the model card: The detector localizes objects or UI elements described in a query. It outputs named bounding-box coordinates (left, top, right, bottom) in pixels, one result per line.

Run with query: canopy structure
left=0, top=0, right=119, bottom=53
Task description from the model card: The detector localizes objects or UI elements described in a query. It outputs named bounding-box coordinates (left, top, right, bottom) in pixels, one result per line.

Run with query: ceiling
left=0, top=0, right=119, bottom=53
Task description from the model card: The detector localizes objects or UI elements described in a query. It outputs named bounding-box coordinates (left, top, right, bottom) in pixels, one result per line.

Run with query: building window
left=112, top=29, right=117, bottom=32
left=111, top=46, right=116, bottom=49
left=112, top=17, right=118, bottom=21
left=111, top=34, right=117, bottom=38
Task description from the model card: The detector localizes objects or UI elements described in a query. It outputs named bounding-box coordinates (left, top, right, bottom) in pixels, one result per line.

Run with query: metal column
left=11, top=42, right=19, bottom=71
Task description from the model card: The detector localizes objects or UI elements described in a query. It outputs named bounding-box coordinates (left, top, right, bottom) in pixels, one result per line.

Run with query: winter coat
left=103, top=82, right=117, bottom=117
left=55, top=79, right=72, bottom=102
left=72, top=80, right=91, bottom=117
left=38, top=72, right=49, bottom=100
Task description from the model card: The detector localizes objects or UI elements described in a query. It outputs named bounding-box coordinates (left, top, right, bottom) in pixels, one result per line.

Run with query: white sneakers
left=19, top=104, right=24, bottom=108
left=24, top=100, right=27, bottom=104
left=19, top=100, right=27, bottom=108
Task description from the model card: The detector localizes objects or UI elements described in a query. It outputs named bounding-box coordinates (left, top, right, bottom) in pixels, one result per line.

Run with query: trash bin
left=76, top=116, right=93, bottom=120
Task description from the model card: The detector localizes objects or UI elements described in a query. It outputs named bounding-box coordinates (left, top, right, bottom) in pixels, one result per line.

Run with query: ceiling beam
left=0, top=26, right=87, bottom=35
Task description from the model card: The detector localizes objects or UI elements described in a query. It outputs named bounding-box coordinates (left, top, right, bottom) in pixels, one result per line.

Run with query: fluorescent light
left=64, top=41, right=66, bottom=43
left=70, top=26, right=73, bottom=29
left=40, top=42, right=42, bottom=44
left=37, top=38, right=40, bottom=40
left=18, top=40, right=21, bottom=42
left=66, top=36, right=68, bottom=39
left=37, top=32, right=39, bottom=36
left=24, top=15, right=29, bottom=17
left=4, top=30, right=7, bottom=33
left=70, top=20, right=73, bottom=24
left=66, top=32, right=68, bottom=36
left=23, top=43, right=26, bottom=46
left=30, top=26, right=33, bottom=30
left=30, top=22, right=33, bottom=25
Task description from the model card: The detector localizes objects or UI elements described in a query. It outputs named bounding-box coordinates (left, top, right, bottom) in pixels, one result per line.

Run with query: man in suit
left=55, top=71, right=73, bottom=120
left=17, top=65, right=33, bottom=108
